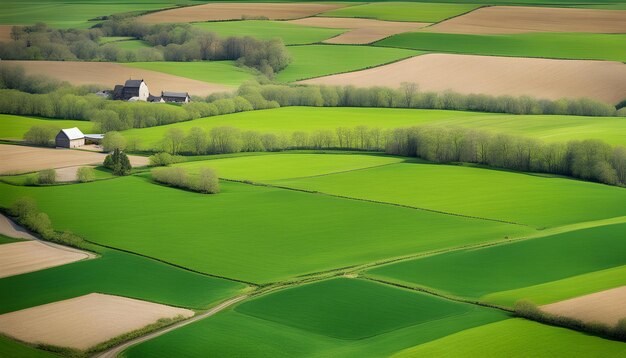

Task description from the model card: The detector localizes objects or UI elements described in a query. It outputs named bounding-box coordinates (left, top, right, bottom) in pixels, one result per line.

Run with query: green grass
left=273, top=162, right=626, bottom=228
left=112, top=39, right=151, bottom=51
left=366, top=223, right=626, bottom=302
left=98, top=36, right=135, bottom=44
left=125, top=280, right=507, bottom=358
left=275, top=45, right=420, bottom=82
left=376, top=32, right=626, bottom=62
left=393, top=318, right=626, bottom=358
left=0, top=0, right=183, bottom=28
left=120, top=107, right=626, bottom=151
left=483, top=265, right=626, bottom=306
left=0, top=248, right=245, bottom=314
left=177, top=153, right=405, bottom=181
left=0, top=234, right=23, bottom=245
left=193, top=20, right=346, bottom=45
left=319, top=2, right=481, bottom=23
left=0, top=114, right=94, bottom=140
left=0, top=176, right=530, bottom=284
left=236, top=278, right=474, bottom=340
left=0, top=335, right=58, bottom=358
left=0, top=166, right=114, bottom=185
left=124, top=61, right=257, bottom=87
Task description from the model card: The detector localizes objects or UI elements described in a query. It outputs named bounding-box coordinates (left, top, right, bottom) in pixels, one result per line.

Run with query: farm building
left=55, top=128, right=85, bottom=148
left=148, top=94, right=165, bottom=103
left=161, top=91, right=191, bottom=103
left=113, top=79, right=149, bottom=101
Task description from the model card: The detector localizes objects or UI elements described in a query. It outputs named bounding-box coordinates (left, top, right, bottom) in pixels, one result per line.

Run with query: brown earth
left=0, top=213, right=36, bottom=240
left=0, top=144, right=149, bottom=175
left=0, top=293, right=194, bottom=350
left=139, top=3, right=344, bottom=23
left=55, top=165, right=94, bottom=182
left=3, top=60, right=231, bottom=97
left=0, top=241, right=90, bottom=278
left=288, top=17, right=428, bottom=44
left=0, top=26, right=13, bottom=42
left=425, top=6, right=626, bottom=34
left=299, top=53, right=626, bottom=104
left=541, top=286, right=626, bottom=327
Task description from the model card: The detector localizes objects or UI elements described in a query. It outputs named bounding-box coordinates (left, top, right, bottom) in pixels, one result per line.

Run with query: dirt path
left=95, top=295, right=247, bottom=358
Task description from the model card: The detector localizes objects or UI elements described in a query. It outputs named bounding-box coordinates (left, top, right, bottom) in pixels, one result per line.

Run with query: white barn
left=55, top=128, right=85, bottom=148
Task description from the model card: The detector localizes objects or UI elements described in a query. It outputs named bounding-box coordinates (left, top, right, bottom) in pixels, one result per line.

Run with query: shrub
left=36, top=169, right=56, bottom=184
left=76, top=167, right=96, bottom=182
left=103, top=148, right=132, bottom=176
left=24, top=125, right=58, bottom=146
left=102, top=131, right=127, bottom=152
left=151, top=166, right=219, bottom=194
left=193, top=167, right=220, bottom=194
left=149, top=152, right=182, bottom=166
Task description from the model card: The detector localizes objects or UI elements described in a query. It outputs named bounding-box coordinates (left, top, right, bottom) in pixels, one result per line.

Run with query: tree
left=400, top=82, right=418, bottom=108
left=194, top=167, right=220, bottom=194
left=102, top=131, right=127, bottom=152
left=185, top=127, right=208, bottom=154
left=24, top=125, right=57, bottom=146
left=37, top=169, right=56, bottom=184
left=163, top=128, right=185, bottom=154
left=103, top=148, right=132, bottom=176
left=76, top=167, right=95, bottom=182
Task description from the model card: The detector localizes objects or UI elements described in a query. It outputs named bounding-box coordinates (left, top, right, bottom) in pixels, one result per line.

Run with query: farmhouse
left=113, top=79, right=149, bottom=101
left=55, top=128, right=85, bottom=148
left=161, top=91, right=191, bottom=103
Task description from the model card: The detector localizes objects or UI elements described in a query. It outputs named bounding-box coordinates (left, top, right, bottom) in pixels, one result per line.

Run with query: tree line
left=1, top=20, right=291, bottom=77
left=151, top=124, right=625, bottom=187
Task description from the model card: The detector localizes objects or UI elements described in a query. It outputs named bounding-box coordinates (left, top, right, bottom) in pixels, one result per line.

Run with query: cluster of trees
left=1, top=20, right=291, bottom=76
left=515, top=300, right=626, bottom=342
left=385, top=126, right=626, bottom=186
left=76, top=167, right=96, bottom=182
left=36, top=169, right=56, bottom=184
left=149, top=152, right=184, bottom=166
left=103, top=148, right=132, bottom=175
left=8, top=197, right=86, bottom=249
left=151, top=166, right=219, bottom=194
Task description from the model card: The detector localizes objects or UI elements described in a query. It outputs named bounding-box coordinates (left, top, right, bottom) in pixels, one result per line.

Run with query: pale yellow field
left=0, top=241, right=90, bottom=278
left=541, top=286, right=626, bottom=327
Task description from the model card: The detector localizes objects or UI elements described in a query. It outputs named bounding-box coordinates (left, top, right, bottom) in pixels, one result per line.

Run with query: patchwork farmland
left=0, top=0, right=625, bottom=357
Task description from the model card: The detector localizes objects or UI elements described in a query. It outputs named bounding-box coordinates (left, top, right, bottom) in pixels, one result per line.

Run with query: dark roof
left=148, top=94, right=162, bottom=102
left=161, top=91, right=189, bottom=98
left=124, top=79, right=144, bottom=88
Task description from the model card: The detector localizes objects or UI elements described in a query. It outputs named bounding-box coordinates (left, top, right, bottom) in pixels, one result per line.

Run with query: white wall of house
left=138, top=82, right=149, bottom=101
left=68, top=138, right=85, bottom=148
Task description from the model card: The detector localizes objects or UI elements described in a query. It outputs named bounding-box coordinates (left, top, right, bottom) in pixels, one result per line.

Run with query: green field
left=0, top=335, right=57, bottom=358
left=376, top=32, right=626, bottom=62
left=275, top=45, right=420, bottom=82
left=367, top=223, right=626, bottom=302
left=0, top=176, right=530, bottom=284
left=177, top=153, right=404, bottom=181
left=120, top=107, right=626, bottom=151
left=274, top=162, right=626, bottom=228
left=124, top=61, right=257, bottom=87
left=193, top=20, right=346, bottom=45
left=394, top=318, right=626, bottom=357
left=0, top=0, right=182, bottom=28
left=237, top=278, right=474, bottom=339
left=319, top=2, right=481, bottom=22
left=482, top=264, right=626, bottom=306
left=112, top=39, right=152, bottom=51
left=0, top=234, right=22, bottom=245
left=0, top=115, right=94, bottom=140
left=99, top=36, right=135, bottom=44
left=0, top=248, right=245, bottom=314
left=125, top=278, right=507, bottom=357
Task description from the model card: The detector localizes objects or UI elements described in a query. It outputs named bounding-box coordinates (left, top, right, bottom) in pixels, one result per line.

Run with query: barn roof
left=124, top=79, right=144, bottom=88
left=60, top=127, right=84, bottom=140
left=162, top=91, right=189, bottom=98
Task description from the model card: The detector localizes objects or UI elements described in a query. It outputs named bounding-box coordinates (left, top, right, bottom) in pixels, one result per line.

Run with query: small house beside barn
left=55, top=128, right=85, bottom=148
left=161, top=91, right=190, bottom=103
left=113, top=79, right=149, bottom=101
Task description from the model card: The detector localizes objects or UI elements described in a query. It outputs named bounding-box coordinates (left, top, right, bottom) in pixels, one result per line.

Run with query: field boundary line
left=223, top=178, right=533, bottom=227
left=94, top=295, right=248, bottom=358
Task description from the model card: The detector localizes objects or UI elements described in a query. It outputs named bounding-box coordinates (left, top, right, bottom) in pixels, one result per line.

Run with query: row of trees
left=154, top=125, right=626, bottom=187
left=1, top=21, right=291, bottom=76
left=151, top=167, right=220, bottom=194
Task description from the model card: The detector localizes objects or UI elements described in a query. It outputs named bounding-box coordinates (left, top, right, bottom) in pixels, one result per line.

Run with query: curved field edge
left=392, top=318, right=626, bottom=357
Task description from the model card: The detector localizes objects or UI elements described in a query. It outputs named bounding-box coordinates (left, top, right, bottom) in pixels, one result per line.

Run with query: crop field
left=0, top=177, right=531, bottom=284
left=273, top=162, right=626, bottom=228
left=0, top=0, right=182, bottom=28
left=319, top=2, right=481, bottom=22
left=111, top=39, right=151, bottom=51
left=393, top=319, right=626, bottom=357
left=366, top=223, right=626, bottom=303
left=0, top=115, right=94, bottom=141
left=193, top=20, right=346, bottom=45
left=124, top=278, right=507, bottom=358
left=377, top=32, right=626, bottom=62
left=124, top=61, right=257, bottom=87
left=274, top=45, right=420, bottom=82
left=120, top=107, right=626, bottom=151
left=0, top=335, right=56, bottom=358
